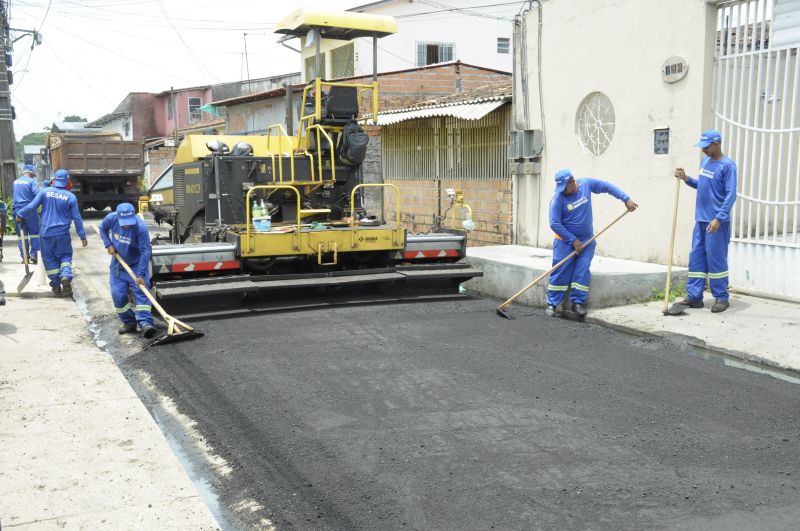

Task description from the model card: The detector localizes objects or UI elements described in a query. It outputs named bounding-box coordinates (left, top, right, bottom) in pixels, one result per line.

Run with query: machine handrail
left=304, top=124, right=336, bottom=183
left=266, top=123, right=295, bottom=182
left=244, top=185, right=302, bottom=251
left=349, top=183, right=401, bottom=247
left=450, top=204, right=473, bottom=228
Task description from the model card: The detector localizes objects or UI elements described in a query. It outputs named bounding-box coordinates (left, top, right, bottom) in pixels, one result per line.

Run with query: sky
left=6, top=0, right=368, bottom=138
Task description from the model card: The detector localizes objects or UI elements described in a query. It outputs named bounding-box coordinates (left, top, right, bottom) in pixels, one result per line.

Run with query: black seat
left=320, top=86, right=358, bottom=125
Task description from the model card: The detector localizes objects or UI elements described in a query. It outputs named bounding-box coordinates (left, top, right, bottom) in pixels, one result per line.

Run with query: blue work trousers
left=687, top=220, right=731, bottom=301
left=110, top=267, right=154, bottom=327
left=547, top=238, right=596, bottom=306
left=15, top=212, right=40, bottom=259
left=41, top=234, right=73, bottom=288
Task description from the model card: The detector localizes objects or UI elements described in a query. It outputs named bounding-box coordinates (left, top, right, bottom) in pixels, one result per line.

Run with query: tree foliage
left=15, top=131, right=48, bottom=162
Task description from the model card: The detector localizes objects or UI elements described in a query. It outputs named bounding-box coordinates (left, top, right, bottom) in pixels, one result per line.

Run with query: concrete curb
left=585, top=314, right=800, bottom=380
left=465, top=245, right=688, bottom=309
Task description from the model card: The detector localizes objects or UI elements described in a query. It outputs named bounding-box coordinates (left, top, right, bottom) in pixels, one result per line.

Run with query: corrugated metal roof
left=377, top=100, right=507, bottom=125
left=377, top=79, right=511, bottom=125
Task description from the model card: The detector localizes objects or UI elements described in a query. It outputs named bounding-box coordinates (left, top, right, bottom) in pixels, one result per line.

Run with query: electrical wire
left=9, top=0, right=50, bottom=91
left=154, top=0, right=221, bottom=83
left=43, top=21, right=197, bottom=83
left=46, top=44, right=115, bottom=105
left=416, top=0, right=516, bottom=22
left=395, top=1, right=522, bottom=19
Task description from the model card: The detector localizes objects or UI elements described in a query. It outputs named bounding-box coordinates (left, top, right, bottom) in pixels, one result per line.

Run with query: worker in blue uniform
left=16, top=169, right=87, bottom=297
left=673, top=129, right=737, bottom=314
left=547, top=169, right=638, bottom=317
left=98, top=203, right=157, bottom=338
left=12, top=164, right=41, bottom=263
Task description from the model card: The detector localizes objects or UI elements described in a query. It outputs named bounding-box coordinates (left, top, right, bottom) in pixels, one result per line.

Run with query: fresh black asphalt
left=126, top=298, right=800, bottom=530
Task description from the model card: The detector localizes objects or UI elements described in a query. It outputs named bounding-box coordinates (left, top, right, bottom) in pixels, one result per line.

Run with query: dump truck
left=146, top=9, right=482, bottom=317
left=47, top=132, right=144, bottom=212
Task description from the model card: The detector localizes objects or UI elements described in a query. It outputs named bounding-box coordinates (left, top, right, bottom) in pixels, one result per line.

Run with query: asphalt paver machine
left=148, top=9, right=482, bottom=317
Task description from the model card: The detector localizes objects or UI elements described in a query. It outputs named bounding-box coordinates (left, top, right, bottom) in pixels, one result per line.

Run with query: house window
left=497, top=37, right=510, bottom=54
left=331, top=43, right=354, bottom=79
left=304, top=53, right=327, bottom=81
left=188, top=97, right=202, bottom=123
left=167, top=97, right=174, bottom=120
left=416, top=41, right=455, bottom=66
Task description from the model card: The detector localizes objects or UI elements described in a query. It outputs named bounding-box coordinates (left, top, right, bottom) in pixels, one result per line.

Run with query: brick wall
left=384, top=178, right=513, bottom=247
left=346, top=63, right=510, bottom=112
left=145, top=146, right=176, bottom=187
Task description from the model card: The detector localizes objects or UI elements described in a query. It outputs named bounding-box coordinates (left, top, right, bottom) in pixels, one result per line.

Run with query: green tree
left=15, top=131, right=48, bottom=162
left=63, top=115, right=87, bottom=122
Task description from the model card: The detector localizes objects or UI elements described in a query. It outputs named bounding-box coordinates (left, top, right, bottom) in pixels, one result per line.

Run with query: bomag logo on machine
left=359, top=235, right=379, bottom=243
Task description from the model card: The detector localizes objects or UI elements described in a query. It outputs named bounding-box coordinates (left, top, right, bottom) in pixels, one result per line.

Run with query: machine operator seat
left=320, top=85, right=359, bottom=125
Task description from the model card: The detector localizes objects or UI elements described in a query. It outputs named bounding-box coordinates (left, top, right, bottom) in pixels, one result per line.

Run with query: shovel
left=496, top=209, right=631, bottom=319
left=113, top=251, right=203, bottom=346
left=17, top=226, right=33, bottom=293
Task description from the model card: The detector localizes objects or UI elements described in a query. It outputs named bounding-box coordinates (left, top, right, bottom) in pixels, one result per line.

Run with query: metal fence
left=713, top=0, right=800, bottom=298
left=381, top=104, right=511, bottom=181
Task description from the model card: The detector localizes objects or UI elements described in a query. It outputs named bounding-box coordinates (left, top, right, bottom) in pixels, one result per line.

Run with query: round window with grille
left=575, top=92, right=615, bottom=156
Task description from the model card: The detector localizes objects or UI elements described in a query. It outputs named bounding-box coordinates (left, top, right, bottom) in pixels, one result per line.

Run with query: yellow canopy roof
left=274, top=9, right=397, bottom=40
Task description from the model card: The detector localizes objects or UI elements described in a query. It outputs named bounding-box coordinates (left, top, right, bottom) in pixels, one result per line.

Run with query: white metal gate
left=713, top=0, right=800, bottom=299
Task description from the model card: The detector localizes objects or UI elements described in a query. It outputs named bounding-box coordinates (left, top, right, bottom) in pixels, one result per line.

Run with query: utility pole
left=0, top=2, right=18, bottom=201
left=243, top=33, right=252, bottom=94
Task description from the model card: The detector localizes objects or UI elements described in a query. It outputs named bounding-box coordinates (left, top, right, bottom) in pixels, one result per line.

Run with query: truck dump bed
left=48, top=134, right=144, bottom=176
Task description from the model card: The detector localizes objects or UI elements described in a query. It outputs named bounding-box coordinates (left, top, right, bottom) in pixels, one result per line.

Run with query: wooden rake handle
left=92, top=225, right=193, bottom=333
left=663, top=178, right=681, bottom=313
left=497, top=209, right=631, bottom=310
left=113, top=252, right=194, bottom=333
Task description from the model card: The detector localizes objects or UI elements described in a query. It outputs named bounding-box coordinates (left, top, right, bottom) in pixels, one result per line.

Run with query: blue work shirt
left=18, top=185, right=86, bottom=239
left=549, top=178, right=630, bottom=244
left=686, top=156, right=737, bottom=222
left=12, top=176, right=39, bottom=213
left=98, top=212, right=151, bottom=279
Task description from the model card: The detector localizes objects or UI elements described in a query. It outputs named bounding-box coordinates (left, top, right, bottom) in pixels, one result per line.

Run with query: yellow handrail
left=450, top=204, right=473, bottom=228
left=349, top=183, right=401, bottom=247
left=266, top=123, right=295, bottom=182
left=244, top=185, right=302, bottom=252
left=304, top=124, right=336, bottom=183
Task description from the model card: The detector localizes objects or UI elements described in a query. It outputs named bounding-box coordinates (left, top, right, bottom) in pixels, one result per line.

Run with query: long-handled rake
left=113, top=251, right=203, bottom=345
left=496, top=209, right=631, bottom=319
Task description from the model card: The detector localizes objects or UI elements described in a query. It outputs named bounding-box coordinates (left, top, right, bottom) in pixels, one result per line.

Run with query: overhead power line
left=154, top=0, right=221, bottom=84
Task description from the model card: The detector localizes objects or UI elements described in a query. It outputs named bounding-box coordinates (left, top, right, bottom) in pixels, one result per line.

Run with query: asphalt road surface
left=128, top=298, right=800, bottom=530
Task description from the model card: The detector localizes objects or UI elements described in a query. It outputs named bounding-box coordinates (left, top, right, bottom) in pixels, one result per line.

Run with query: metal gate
left=713, top=0, right=800, bottom=299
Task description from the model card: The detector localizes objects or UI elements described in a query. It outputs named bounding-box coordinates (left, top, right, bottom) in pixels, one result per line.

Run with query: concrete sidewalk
left=590, top=293, right=800, bottom=373
left=465, top=244, right=800, bottom=374
left=0, top=236, right=219, bottom=529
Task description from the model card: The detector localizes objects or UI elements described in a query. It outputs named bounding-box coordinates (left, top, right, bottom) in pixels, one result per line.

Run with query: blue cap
left=53, top=168, right=69, bottom=187
left=116, top=202, right=137, bottom=226
left=22, top=164, right=35, bottom=174
left=554, top=169, right=574, bottom=194
left=695, top=129, right=722, bottom=148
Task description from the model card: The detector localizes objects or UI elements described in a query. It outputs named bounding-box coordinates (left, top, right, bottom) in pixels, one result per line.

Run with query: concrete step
left=465, top=245, right=687, bottom=309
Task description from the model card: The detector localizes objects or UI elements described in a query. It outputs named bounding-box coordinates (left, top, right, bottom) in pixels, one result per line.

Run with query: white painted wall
left=101, top=115, right=133, bottom=141
left=519, top=0, right=718, bottom=265
left=299, top=0, right=514, bottom=81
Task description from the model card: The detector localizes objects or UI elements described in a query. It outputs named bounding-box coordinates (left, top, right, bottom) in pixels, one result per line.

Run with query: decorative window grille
left=415, top=41, right=455, bottom=66
left=331, top=43, right=355, bottom=79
